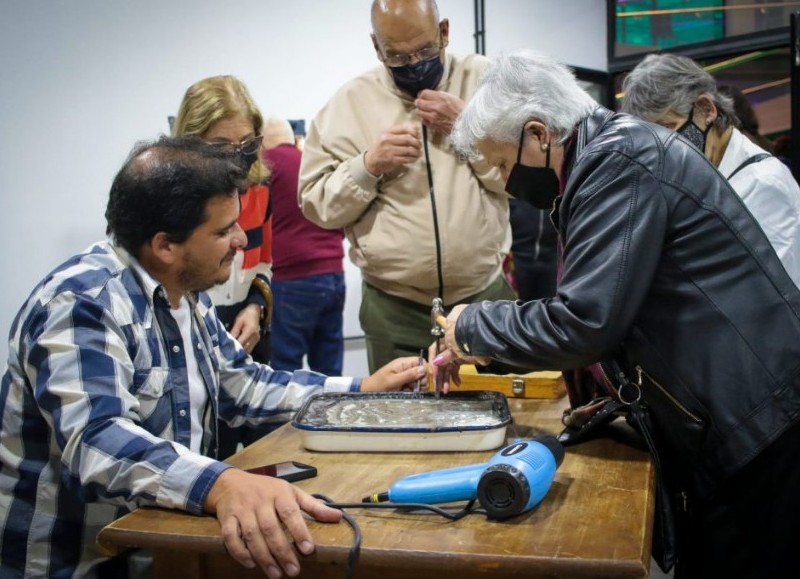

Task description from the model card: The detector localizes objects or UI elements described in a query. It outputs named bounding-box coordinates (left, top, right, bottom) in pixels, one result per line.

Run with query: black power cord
left=312, top=494, right=481, bottom=579
left=421, top=124, right=445, bottom=302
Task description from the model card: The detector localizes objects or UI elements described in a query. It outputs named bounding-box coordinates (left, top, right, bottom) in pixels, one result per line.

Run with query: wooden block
left=456, top=365, right=565, bottom=399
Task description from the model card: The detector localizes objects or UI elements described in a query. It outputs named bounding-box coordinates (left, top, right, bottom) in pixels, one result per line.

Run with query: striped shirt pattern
left=0, top=241, right=357, bottom=578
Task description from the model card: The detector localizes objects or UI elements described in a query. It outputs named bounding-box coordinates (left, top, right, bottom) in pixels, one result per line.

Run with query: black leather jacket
left=456, top=107, right=800, bottom=496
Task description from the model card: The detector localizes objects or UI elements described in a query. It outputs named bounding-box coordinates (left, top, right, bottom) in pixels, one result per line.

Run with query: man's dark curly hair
left=106, top=135, right=246, bottom=257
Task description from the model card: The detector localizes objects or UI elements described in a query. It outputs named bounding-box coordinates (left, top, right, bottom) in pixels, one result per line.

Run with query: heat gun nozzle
left=362, top=491, right=390, bottom=503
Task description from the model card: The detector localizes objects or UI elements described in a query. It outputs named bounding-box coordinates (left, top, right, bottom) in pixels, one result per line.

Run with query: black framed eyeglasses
left=382, top=37, right=442, bottom=68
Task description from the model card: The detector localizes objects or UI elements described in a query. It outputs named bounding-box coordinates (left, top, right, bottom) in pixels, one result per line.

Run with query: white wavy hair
left=451, top=50, right=597, bottom=157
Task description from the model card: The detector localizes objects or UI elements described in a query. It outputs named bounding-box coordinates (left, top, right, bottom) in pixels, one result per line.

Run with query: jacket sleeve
left=459, top=55, right=507, bottom=198
left=298, top=112, right=380, bottom=230
left=468, top=154, right=508, bottom=197
left=733, top=162, right=800, bottom=277
left=259, top=182, right=273, bottom=275
left=210, top=306, right=359, bottom=426
left=455, top=150, right=668, bottom=370
left=245, top=184, right=273, bottom=313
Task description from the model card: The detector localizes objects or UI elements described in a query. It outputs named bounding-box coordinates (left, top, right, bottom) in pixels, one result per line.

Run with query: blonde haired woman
left=174, top=75, right=273, bottom=455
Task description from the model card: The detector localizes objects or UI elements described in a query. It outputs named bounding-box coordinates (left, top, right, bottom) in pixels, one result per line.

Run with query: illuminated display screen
left=613, top=0, right=799, bottom=60
left=616, top=0, right=724, bottom=50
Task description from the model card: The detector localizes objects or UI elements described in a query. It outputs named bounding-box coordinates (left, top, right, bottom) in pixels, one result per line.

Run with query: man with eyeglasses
left=299, top=0, right=514, bottom=373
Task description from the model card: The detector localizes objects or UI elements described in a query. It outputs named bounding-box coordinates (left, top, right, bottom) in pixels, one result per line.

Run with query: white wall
left=486, top=1, right=607, bottom=69
left=0, top=0, right=606, bottom=377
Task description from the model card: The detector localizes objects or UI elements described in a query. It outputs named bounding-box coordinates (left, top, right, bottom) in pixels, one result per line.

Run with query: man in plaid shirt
left=0, top=136, right=425, bottom=578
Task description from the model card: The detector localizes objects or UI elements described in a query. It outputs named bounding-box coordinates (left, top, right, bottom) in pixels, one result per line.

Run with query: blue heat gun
left=363, top=436, right=565, bottom=519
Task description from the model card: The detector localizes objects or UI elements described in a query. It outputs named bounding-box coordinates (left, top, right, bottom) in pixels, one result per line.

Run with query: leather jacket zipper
left=635, top=365, right=703, bottom=424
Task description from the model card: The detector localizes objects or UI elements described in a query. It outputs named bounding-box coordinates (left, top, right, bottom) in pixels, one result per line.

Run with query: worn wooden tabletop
left=98, top=396, right=654, bottom=578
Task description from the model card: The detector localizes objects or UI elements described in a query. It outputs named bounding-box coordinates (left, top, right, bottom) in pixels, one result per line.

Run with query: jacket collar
left=576, top=106, right=616, bottom=158
left=111, top=241, right=199, bottom=311
left=560, top=106, right=616, bottom=188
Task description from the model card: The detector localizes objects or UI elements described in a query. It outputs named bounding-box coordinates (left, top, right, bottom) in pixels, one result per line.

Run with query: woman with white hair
left=436, top=50, right=800, bottom=579
left=621, top=53, right=800, bottom=287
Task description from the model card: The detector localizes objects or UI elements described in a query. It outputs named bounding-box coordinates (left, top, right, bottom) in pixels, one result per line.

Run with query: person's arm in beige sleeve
left=299, top=114, right=421, bottom=229
left=298, top=116, right=379, bottom=229
left=467, top=154, right=508, bottom=196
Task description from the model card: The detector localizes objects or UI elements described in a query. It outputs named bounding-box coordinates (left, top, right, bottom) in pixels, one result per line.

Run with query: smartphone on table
left=245, top=461, right=317, bottom=482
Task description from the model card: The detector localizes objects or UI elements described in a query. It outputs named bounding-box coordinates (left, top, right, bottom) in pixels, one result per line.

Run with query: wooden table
left=98, top=397, right=655, bottom=578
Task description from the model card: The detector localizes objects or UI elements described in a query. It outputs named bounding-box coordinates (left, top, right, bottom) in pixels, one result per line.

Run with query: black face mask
left=676, top=105, right=712, bottom=154
left=389, top=55, right=444, bottom=98
left=504, top=128, right=560, bottom=210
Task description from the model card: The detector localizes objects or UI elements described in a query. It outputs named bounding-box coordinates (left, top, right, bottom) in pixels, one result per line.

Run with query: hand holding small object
left=431, top=304, right=490, bottom=392
left=415, top=89, right=465, bottom=135
left=361, top=356, right=427, bottom=392
left=365, top=123, right=421, bottom=176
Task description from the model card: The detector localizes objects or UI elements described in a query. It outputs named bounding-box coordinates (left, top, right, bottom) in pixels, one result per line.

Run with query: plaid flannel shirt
left=0, top=241, right=358, bottom=578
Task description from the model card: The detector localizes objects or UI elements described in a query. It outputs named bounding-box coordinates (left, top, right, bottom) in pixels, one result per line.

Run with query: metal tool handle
left=431, top=297, right=447, bottom=338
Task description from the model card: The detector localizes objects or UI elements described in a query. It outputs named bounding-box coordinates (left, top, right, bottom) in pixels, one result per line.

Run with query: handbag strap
left=726, top=152, right=771, bottom=180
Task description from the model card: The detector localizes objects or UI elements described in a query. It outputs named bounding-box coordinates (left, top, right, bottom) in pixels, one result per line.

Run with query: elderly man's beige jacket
left=299, top=53, right=510, bottom=306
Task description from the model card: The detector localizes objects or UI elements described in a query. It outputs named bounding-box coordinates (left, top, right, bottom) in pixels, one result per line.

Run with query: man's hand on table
left=204, top=469, right=342, bottom=578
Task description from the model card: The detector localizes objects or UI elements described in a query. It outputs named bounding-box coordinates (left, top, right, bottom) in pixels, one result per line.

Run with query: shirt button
left=179, top=409, right=187, bottom=417
left=196, top=342, right=202, bottom=349
left=173, top=345, right=180, bottom=353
